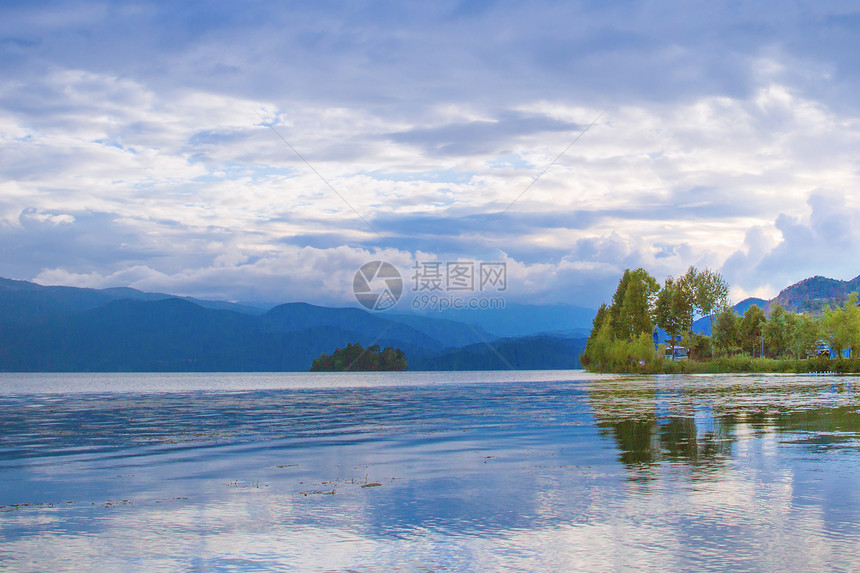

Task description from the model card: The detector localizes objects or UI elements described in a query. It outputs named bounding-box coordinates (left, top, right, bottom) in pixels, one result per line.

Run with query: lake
left=2, top=371, right=860, bottom=572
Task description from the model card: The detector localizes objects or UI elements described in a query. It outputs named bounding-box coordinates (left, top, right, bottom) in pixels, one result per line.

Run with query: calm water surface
left=2, top=371, right=860, bottom=572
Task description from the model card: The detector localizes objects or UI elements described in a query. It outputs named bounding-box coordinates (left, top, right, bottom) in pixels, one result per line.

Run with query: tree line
left=310, top=342, right=407, bottom=372
left=711, top=292, right=860, bottom=360
left=581, top=266, right=860, bottom=372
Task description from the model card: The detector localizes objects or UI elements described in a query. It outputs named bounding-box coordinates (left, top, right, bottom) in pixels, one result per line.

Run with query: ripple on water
left=2, top=372, right=860, bottom=571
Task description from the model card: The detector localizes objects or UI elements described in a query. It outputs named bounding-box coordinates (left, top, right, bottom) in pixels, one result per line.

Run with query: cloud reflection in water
left=1, top=372, right=859, bottom=571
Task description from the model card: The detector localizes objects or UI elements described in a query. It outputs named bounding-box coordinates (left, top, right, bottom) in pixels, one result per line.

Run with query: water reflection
left=2, top=372, right=860, bottom=572
left=588, top=375, right=860, bottom=475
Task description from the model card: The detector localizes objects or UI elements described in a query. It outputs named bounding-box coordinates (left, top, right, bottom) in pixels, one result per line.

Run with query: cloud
left=19, top=209, right=75, bottom=226
left=4, top=71, right=860, bottom=306
left=28, top=239, right=626, bottom=309
left=33, top=244, right=416, bottom=306
left=387, top=111, right=582, bottom=156
left=3, top=3, right=860, bottom=308
left=722, top=190, right=860, bottom=300
left=3, top=1, right=859, bottom=113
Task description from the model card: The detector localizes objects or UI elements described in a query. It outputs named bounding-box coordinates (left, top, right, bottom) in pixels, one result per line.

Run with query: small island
left=311, top=342, right=408, bottom=372
left=581, top=266, right=860, bottom=374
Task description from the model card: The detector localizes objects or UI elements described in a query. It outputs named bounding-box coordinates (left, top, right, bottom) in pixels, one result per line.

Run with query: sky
left=2, top=1, right=860, bottom=310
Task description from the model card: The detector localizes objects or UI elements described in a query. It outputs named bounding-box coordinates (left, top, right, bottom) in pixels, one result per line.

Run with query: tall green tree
left=678, top=266, right=730, bottom=359
left=821, top=292, right=860, bottom=358
left=739, top=305, right=765, bottom=356
left=846, top=293, right=860, bottom=358
left=789, top=313, right=819, bottom=359
left=610, top=268, right=660, bottom=340
left=582, top=303, right=610, bottom=367
left=583, top=269, right=660, bottom=371
left=763, top=304, right=792, bottom=358
left=711, top=304, right=739, bottom=356
left=592, top=302, right=609, bottom=333
left=692, top=268, right=730, bottom=320
left=655, top=276, right=693, bottom=349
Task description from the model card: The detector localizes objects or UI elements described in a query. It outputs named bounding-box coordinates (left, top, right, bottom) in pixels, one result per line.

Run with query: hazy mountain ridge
left=0, top=277, right=264, bottom=322
left=262, top=303, right=447, bottom=353
left=0, top=297, right=461, bottom=371
left=416, top=303, right=597, bottom=338
left=410, top=335, right=585, bottom=371
left=3, top=271, right=857, bottom=372
left=0, top=277, right=587, bottom=372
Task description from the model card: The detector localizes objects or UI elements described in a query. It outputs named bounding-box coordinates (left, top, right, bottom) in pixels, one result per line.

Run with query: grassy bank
left=587, top=356, right=860, bottom=375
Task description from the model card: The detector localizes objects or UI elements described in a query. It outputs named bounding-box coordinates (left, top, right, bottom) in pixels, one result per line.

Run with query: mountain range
left=687, top=274, right=860, bottom=337
left=3, top=271, right=856, bottom=372
left=769, top=275, right=860, bottom=313
left=697, top=274, right=860, bottom=332
left=0, top=277, right=590, bottom=372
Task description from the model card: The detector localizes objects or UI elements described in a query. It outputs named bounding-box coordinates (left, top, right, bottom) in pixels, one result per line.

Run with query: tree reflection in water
left=587, top=375, right=860, bottom=478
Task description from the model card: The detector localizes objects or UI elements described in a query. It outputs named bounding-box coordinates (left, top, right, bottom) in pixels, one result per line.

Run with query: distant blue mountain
left=657, top=298, right=769, bottom=341
left=384, top=312, right=497, bottom=347
left=263, top=302, right=447, bottom=355
left=412, top=302, right=596, bottom=338
left=687, top=298, right=769, bottom=337
left=0, top=276, right=264, bottom=322
left=0, top=277, right=585, bottom=372
left=410, top=335, right=586, bottom=370
left=733, top=297, right=769, bottom=315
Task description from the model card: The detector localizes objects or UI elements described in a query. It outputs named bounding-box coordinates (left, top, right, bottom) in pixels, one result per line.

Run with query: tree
left=789, top=313, right=819, bottom=359
left=846, top=293, right=860, bottom=358
left=711, top=304, right=739, bottom=356
left=655, top=276, right=693, bottom=349
left=582, top=303, right=609, bottom=366
left=311, top=343, right=407, bottom=371
left=581, top=320, right=613, bottom=370
left=821, top=292, right=860, bottom=358
left=763, top=304, right=791, bottom=358
left=609, top=268, right=660, bottom=340
left=677, top=266, right=728, bottom=359
left=583, top=267, right=743, bottom=371
left=620, top=270, right=660, bottom=338
left=609, top=271, right=633, bottom=339
left=592, top=302, right=609, bottom=333
left=583, top=269, right=661, bottom=371
left=653, top=266, right=727, bottom=349
left=692, top=268, right=730, bottom=320
left=739, top=305, right=765, bottom=356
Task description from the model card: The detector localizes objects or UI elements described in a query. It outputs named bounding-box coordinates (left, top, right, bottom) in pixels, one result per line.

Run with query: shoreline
left=585, top=356, right=860, bottom=375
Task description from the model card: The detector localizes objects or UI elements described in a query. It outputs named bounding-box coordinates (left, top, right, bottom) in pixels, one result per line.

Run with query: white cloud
left=6, top=70, right=860, bottom=306
left=18, top=209, right=75, bottom=226
left=3, top=2, right=860, bottom=307
left=723, top=189, right=860, bottom=300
